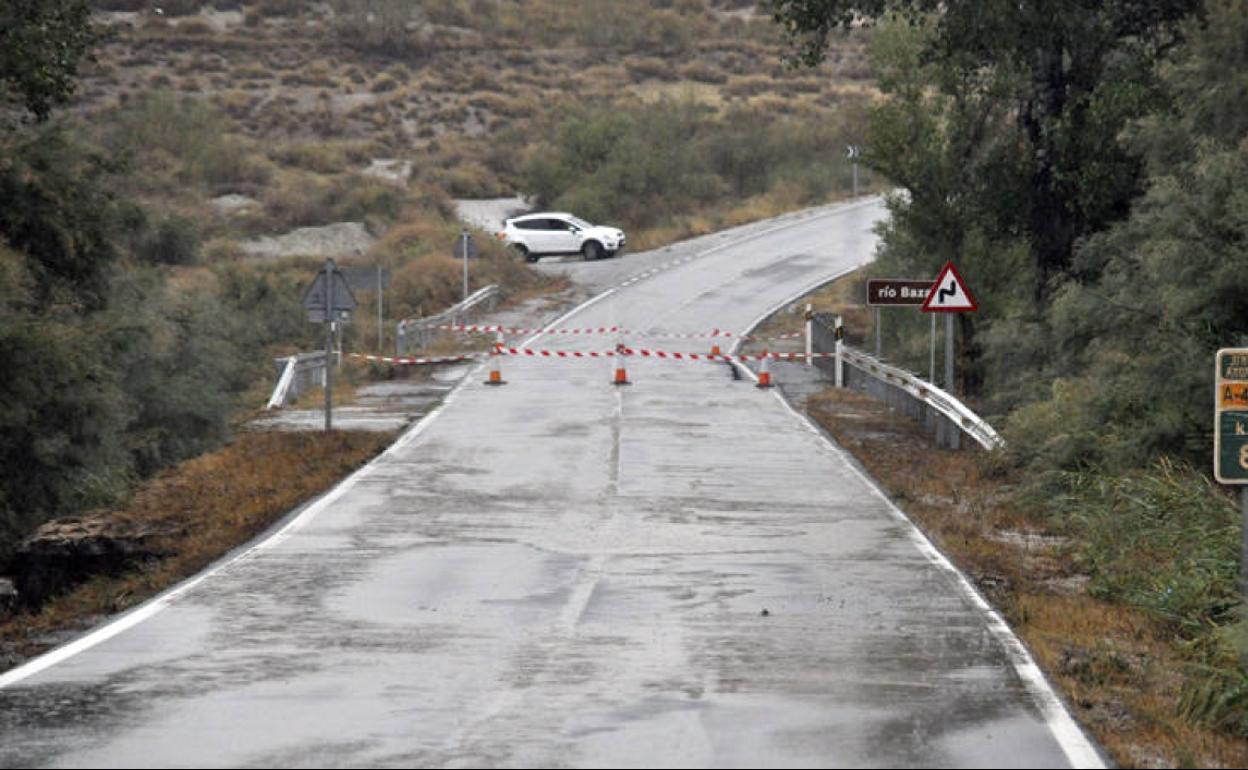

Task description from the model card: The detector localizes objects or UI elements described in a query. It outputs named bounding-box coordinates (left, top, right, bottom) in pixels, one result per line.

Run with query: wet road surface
left=0, top=198, right=1101, bottom=768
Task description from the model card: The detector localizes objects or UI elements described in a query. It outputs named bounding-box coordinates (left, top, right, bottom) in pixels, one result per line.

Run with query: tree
left=0, top=0, right=102, bottom=123
left=768, top=0, right=1199, bottom=300
left=0, top=125, right=123, bottom=311
left=1009, top=0, right=1248, bottom=473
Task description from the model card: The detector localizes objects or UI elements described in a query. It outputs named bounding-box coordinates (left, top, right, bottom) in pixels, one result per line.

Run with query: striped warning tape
left=433, top=323, right=805, bottom=342
left=352, top=347, right=834, bottom=366
left=617, top=346, right=832, bottom=362
left=492, top=346, right=833, bottom=363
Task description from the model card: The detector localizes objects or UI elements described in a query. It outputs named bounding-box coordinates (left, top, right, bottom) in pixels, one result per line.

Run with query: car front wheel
left=582, top=241, right=604, bottom=261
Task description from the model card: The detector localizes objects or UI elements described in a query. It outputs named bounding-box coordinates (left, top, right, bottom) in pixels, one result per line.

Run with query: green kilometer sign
left=1215, top=348, right=1248, bottom=483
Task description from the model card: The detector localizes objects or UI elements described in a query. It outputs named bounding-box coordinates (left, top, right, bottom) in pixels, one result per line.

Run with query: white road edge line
left=730, top=271, right=1107, bottom=770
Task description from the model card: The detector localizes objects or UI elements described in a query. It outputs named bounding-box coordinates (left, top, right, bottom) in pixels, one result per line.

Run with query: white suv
left=498, top=212, right=626, bottom=262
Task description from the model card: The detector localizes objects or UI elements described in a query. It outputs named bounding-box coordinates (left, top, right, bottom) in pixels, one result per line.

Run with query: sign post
left=1214, top=349, right=1248, bottom=596
left=325, top=260, right=334, bottom=431
left=920, top=261, right=978, bottom=392
left=301, top=258, right=358, bottom=432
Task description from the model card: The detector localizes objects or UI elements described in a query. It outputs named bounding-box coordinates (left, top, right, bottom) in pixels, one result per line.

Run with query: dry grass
left=0, top=430, right=395, bottom=671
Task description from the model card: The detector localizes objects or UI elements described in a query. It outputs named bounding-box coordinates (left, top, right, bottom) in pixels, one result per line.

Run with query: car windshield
left=567, top=216, right=593, bottom=230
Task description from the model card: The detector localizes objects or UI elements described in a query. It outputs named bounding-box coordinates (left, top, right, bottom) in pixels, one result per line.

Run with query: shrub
left=331, top=0, right=432, bottom=57
left=136, top=214, right=201, bottom=265
left=679, top=60, right=728, bottom=84
left=625, top=58, right=675, bottom=82
left=370, top=74, right=400, bottom=93
left=270, top=142, right=349, bottom=174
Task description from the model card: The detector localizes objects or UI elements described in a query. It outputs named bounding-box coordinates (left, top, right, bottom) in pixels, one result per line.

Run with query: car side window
left=545, top=219, right=570, bottom=231
left=515, top=220, right=542, bottom=230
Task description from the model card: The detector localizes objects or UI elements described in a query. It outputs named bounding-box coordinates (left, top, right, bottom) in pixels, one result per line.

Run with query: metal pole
left=945, top=314, right=955, bottom=393
left=929, top=312, right=936, bottom=384
left=377, top=264, right=383, bottom=353
left=874, top=307, right=881, bottom=359
left=461, top=230, right=469, bottom=306
left=1241, top=487, right=1248, bottom=598
left=852, top=162, right=859, bottom=199
left=324, top=258, right=334, bottom=433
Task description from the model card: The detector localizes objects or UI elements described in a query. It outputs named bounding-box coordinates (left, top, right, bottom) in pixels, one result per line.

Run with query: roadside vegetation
left=768, top=0, right=1248, bottom=763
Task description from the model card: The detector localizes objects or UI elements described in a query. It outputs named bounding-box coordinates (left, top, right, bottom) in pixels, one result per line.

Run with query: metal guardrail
left=396, top=284, right=500, bottom=354
left=810, top=313, right=1003, bottom=451
left=266, top=352, right=329, bottom=410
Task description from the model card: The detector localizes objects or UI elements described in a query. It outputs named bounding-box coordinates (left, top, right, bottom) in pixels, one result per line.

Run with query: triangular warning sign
left=921, top=261, right=978, bottom=313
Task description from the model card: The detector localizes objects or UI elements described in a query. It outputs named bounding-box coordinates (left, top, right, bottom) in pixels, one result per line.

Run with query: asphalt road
left=0, top=198, right=1102, bottom=768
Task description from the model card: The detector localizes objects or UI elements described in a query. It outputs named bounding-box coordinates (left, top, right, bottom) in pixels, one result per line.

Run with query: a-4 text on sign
left=1216, top=348, right=1248, bottom=483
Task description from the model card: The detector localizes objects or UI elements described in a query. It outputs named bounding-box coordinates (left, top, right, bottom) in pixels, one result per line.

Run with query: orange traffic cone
left=756, top=353, right=773, bottom=389
left=710, top=343, right=722, bottom=357
left=613, top=342, right=631, bottom=385
left=484, top=333, right=506, bottom=385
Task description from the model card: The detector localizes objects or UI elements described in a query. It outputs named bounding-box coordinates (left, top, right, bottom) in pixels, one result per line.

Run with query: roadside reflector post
left=804, top=303, right=814, bottom=368
left=757, top=352, right=773, bottom=388
left=834, top=315, right=844, bottom=388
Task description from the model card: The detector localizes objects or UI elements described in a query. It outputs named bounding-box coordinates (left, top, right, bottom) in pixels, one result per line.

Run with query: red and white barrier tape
left=352, top=347, right=833, bottom=366
left=492, top=346, right=833, bottom=363
left=434, top=323, right=804, bottom=343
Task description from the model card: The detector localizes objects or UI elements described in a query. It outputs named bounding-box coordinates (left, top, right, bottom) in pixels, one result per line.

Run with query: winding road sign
left=921, top=261, right=978, bottom=313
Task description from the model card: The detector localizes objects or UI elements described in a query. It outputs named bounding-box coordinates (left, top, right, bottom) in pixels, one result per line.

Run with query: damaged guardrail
left=266, top=352, right=330, bottom=410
